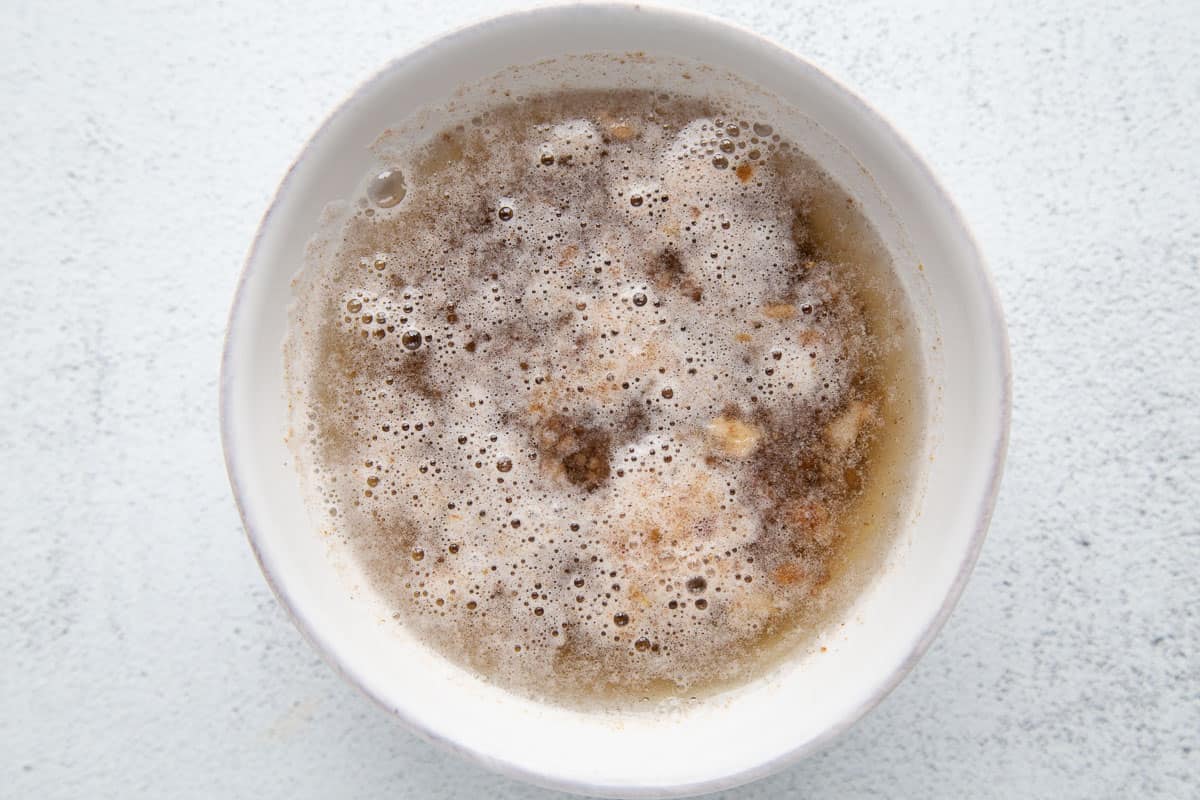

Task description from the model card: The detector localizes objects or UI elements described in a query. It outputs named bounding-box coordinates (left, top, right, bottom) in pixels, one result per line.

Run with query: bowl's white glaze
left=221, top=4, right=1010, bottom=797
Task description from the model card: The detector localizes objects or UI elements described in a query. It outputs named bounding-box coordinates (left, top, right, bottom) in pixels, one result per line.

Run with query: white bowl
left=221, top=4, right=1010, bottom=797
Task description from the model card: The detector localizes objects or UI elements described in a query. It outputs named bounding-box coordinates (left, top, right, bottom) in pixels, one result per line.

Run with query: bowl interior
left=221, top=5, right=1008, bottom=797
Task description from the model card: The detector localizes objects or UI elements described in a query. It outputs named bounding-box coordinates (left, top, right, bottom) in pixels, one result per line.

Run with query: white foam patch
left=534, top=119, right=603, bottom=168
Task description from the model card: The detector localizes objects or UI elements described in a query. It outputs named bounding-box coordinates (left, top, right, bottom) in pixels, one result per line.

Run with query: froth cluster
left=287, top=91, right=885, bottom=700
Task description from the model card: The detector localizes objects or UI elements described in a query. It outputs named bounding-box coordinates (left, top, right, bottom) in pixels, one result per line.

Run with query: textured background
left=2, top=1, right=1197, bottom=797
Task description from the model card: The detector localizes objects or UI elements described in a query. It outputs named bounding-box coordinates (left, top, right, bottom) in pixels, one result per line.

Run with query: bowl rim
left=219, top=3, right=1012, bottom=796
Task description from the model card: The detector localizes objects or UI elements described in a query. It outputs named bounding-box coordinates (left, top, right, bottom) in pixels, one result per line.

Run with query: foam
left=285, top=90, right=909, bottom=701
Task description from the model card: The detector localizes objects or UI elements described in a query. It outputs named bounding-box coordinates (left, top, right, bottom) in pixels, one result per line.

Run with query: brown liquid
left=285, top=90, right=924, bottom=706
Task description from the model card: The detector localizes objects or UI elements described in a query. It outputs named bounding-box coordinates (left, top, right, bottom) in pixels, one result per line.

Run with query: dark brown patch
left=647, top=248, right=685, bottom=288
left=643, top=248, right=704, bottom=303
left=538, top=414, right=612, bottom=490
left=561, top=432, right=612, bottom=490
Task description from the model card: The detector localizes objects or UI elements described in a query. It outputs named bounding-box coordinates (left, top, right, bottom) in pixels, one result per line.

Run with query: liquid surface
left=286, top=90, right=923, bottom=704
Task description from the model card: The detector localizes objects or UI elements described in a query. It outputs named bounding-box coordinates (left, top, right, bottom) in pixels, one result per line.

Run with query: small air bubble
left=367, top=167, right=406, bottom=208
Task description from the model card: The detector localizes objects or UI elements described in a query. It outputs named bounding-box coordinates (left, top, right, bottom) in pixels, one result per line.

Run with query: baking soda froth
left=285, top=89, right=923, bottom=703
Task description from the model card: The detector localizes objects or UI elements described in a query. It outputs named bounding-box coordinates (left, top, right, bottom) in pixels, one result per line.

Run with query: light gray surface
left=2, top=0, right=1196, bottom=797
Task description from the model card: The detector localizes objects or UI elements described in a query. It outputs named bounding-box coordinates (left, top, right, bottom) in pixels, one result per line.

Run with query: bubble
left=695, top=598, right=708, bottom=610
left=613, top=613, right=630, bottom=627
left=661, top=388, right=674, bottom=399
left=411, top=548, right=425, bottom=561
left=367, top=167, right=407, bottom=208
left=402, top=331, right=423, bottom=350
left=634, top=637, right=651, bottom=652
left=630, top=195, right=644, bottom=207
left=496, top=457, right=513, bottom=472
left=346, top=299, right=362, bottom=313
left=540, top=153, right=555, bottom=166
left=686, top=576, right=707, bottom=593
left=712, top=155, right=728, bottom=169
left=752, top=122, right=773, bottom=137
left=719, top=139, right=735, bottom=153
left=498, top=206, right=514, bottom=221
left=632, top=292, right=648, bottom=307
